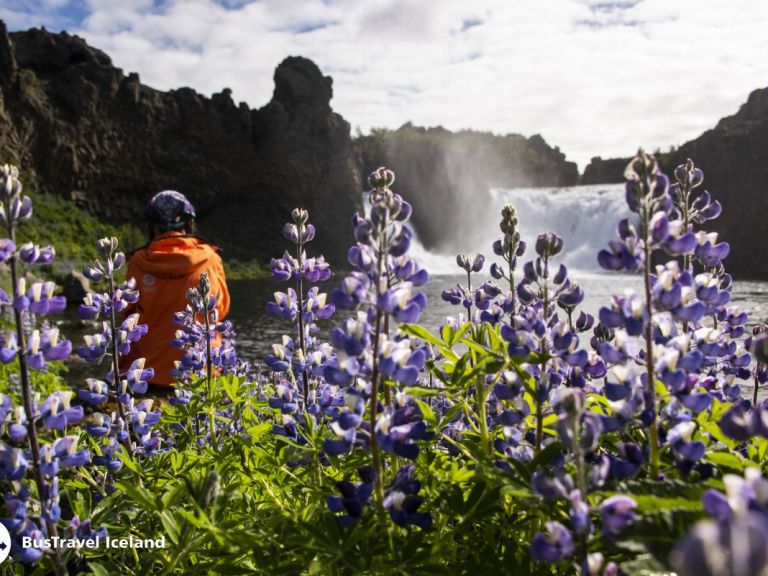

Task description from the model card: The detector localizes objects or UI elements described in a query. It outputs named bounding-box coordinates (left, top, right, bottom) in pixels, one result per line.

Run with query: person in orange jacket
left=120, top=190, right=230, bottom=388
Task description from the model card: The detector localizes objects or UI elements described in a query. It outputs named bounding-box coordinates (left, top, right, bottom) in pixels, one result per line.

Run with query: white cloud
left=4, top=0, right=768, bottom=168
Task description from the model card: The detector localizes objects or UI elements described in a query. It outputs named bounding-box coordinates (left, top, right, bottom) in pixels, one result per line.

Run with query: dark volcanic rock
left=0, top=24, right=361, bottom=264
left=663, top=88, right=768, bottom=280
left=62, top=270, right=90, bottom=305
left=580, top=156, right=627, bottom=185
left=357, top=124, right=578, bottom=253
left=580, top=88, right=768, bottom=279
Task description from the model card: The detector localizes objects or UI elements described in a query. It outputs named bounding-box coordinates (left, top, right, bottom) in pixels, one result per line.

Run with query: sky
left=2, top=0, right=767, bottom=169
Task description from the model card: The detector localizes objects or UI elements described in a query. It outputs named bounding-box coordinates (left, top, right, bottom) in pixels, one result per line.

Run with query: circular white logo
left=0, top=521, right=11, bottom=564
left=142, top=273, right=156, bottom=287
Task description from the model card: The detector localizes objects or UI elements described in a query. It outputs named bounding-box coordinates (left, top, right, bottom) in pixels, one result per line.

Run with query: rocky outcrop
left=664, top=88, right=768, bottom=279
left=0, top=23, right=362, bottom=264
left=62, top=270, right=90, bottom=305
left=580, top=88, right=768, bottom=279
left=357, top=124, right=579, bottom=253
left=580, top=156, right=629, bottom=185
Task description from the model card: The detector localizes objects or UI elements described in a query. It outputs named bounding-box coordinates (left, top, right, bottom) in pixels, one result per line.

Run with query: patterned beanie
left=145, top=190, right=196, bottom=229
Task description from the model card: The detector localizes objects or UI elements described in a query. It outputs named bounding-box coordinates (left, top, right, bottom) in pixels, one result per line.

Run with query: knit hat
left=145, top=190, right=196, bottom=229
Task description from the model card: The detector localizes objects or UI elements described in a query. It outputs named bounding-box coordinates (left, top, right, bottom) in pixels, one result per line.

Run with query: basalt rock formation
left=581, top=87, right=768, bottom=279
left=357, top=124, right=579, bottom=254
left=0, top=22, right=362, bottom=264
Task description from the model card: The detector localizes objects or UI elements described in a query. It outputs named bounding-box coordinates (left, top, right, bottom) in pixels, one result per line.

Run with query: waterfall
left=408, top=184, right=629, bottom=275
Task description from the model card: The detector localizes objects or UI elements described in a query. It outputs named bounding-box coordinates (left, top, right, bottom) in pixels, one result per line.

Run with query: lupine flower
left=39, top=436, right=91, bottom=477
left=67, top=515, right=108, bottom=544
left=330, top=272, right=371, bottom=309
left=92, top=437, right=123, bottom=472
left=673, top=468, right=768, bottom=576
left=0, top=238, right=15, bottom=262
left=1, top=331, right=18, bottom=363
left=376, top=405, right=430, bottom=459
left=18, top=243, right=54, bottom=265
left=86, top=412, right=113, bottom=437
left=531, top=521, right=574, bottom=563
left=327, top=466, right=376, bottom=525
left=78, top=378, right=110, bottom=406
left=456, top=253, right=484, bottom=273
left=39, top=391, right=84, bottom=430
left=383, top=464, right=432, bottom=529
left=26, top=328, right=72, bottom=370
left=116, top=314, right=148, bottom=355
left=0, top=443, right=28, bottom=480
left=599, top=495, right=637, bottom=535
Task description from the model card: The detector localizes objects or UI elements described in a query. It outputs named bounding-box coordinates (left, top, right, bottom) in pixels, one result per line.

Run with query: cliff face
left=0, top=23, right=362, bottom=263
left=581, top=88, right=768, bottom=280
left=357, top=124, right=578, bottom=253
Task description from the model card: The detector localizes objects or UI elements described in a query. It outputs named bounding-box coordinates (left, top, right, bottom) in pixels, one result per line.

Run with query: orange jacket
left=121, top=232, right=230, bottom=386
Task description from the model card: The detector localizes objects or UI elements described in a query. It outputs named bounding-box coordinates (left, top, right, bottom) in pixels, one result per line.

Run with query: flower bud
left=456, top=253, right=471, bottom=272
left=471, top=254, right=485, bottom=272
left=112, top=252, right=126, bottom=270
left=291, top=208, right=309, bottom=225
left=535, top=232, right=564, bottom=259
left=201, top=470, right=221, bottom=509
left=368, top=166, right=395, bottom=189
left=0, top=164, right=22, bottom=202
left=96, top=237, right=118, bottom=258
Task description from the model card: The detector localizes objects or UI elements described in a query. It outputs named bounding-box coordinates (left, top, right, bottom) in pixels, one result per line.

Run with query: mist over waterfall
left=409, top=184, right=628, bottom=275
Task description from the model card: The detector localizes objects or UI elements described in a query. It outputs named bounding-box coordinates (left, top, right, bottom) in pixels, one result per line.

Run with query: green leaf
left=119, top=452, right=141, bottom=474
left=116, top=481, right=157, bottom=512
left=448, top=322, right=472, bottom=347
left=403, top=386, right=443, bottom=398
left=414, top=399, right=437, bottom=428
left=706, top=450, right=749, bottom=472
left=159, top=510, right=181, bottom=544
left=401, top=323, right=443, bottom=347
left=87, top=563, right=112, bottom=576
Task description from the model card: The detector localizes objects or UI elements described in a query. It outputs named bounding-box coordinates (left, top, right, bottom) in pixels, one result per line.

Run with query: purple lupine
left=531, top=521, right=574, bottom=563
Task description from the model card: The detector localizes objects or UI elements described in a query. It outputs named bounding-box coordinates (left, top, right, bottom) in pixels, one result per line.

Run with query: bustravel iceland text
left=21, top=536, right=166, bottom=550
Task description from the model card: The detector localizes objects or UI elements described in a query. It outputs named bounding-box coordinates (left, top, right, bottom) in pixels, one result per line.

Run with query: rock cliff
left=581, top=88, right=768, bottom=279
left=0, top=23, right=362, bottom=264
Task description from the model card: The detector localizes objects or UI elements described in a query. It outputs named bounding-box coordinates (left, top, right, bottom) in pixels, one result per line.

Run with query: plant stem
left=535, top=261, right=550, bottom=456
left=369, top=214, right=388, bottom=524
left=107, top=274, right=135, bottom=455
left=477, top=376, right=489, bottom=456
left=369, top=305, right=387, bottom=523
left=295, top=242, right=310, bottom=406
left=507, top=254, right=515, bottom=294
left=202, top=302, right=218, bottom=449
left=7, top=231, right=67, bottom=576
left=534, top=400, right=543, bottom=456
left=754, top=372, right=760, bottom=407
left=642, top=205, right=660, bottom=479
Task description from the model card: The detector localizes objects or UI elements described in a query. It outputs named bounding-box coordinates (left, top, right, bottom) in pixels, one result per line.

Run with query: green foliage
left=0, top=360, right=70, bottom=404
left=15, top=190, right=144, bottom=265
left=223, top=259, right=270, bottom=280
left=4, top=314, right=763, bottom=575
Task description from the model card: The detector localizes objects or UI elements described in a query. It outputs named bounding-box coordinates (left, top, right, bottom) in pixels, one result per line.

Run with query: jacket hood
left=130, top=233, right=219, bottom=279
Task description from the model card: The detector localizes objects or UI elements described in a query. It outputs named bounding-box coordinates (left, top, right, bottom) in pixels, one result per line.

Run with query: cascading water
left=489, top=184, right=629, bottom=271
left=408, top=184, right=629, bottom=275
